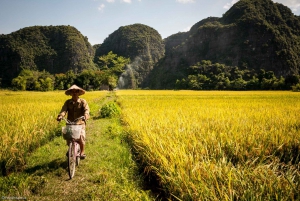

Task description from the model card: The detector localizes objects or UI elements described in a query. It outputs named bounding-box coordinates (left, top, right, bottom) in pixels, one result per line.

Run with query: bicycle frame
left=60, top=116, right=85, bottom=179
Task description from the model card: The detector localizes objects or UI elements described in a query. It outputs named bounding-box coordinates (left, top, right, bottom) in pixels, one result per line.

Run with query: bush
left=100, top=102, right=121, bottom=118
left=292, top=83, right=300, bottom=92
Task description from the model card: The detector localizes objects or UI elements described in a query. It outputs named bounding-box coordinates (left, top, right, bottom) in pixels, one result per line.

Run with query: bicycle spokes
left=68, top=142, right=76, bottom=179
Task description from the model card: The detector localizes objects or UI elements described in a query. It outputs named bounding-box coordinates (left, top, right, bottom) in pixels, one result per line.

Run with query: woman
left=57, top=85, right=90, bottom=159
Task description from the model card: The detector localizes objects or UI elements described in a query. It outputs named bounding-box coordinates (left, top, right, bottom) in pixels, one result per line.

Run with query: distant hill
left=0, top=0, right=299, bottom=89
left=94, top=23, right=165, bottom=89
left=0, top=25, right=95, bottom=86
left=148, top=0, right=300, bottom=88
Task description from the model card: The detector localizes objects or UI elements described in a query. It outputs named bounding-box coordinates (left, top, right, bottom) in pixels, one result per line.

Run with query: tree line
left=11, top=51, right=130, bottom=91
left=9, top=56, right=300, bottom=92
left=175, top=60, right=300, bottom=91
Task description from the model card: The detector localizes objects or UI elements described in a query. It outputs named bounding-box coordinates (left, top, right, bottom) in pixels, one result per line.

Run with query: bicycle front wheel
left=76, top=145, right=80, bottom=166
left=68, top=142, right=76, bottom=179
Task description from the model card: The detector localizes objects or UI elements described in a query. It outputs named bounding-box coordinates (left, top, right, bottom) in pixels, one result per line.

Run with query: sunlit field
left=0, top=90, right=107, bottom=174
left=117, top=90, right=300, bottom=200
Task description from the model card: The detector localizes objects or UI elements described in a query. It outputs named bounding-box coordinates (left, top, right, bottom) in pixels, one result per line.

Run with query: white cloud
left=98, top=4, right=105, bottom=11
left=223, top=0, right=239, bottom=9
left=176, top=0, right=195, bottom=4
left=106, top=0, right=115, bottom=2
left=223, top=3, right=231, bottom=9
left=121, top=0, right=132, bottom=3
left=183, top=26, right=191, bottom=32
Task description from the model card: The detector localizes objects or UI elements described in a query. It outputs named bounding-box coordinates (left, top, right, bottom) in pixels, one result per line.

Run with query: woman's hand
left=57, top=115, right=62, bottom=121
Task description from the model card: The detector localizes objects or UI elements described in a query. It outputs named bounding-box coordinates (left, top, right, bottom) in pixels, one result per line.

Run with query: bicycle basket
left=62, top=125, right=82, bottom=140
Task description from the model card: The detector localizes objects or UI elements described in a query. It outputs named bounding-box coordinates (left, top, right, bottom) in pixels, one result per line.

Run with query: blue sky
left=0, top=0, right=299, bottom=45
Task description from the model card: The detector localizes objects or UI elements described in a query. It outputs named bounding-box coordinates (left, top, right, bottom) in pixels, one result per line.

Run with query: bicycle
left=61, top=116, right=85, bottom=179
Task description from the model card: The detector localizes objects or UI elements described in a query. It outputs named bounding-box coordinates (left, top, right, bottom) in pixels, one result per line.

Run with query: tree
left=12, top=76, right=27, bottom=90
left=231, top=78, right=247, bottom=90
left=92, top=70, right=105, bottom=90
left=11, top=69, right=54, bottom=91
left=107, top=75, right=118, bottom=90
left=65, top=70, right=76, bottom=88
left=41, top=77, right=54, bottom=91
left=95, top=51, right=131, bottom=90
left=175, top=78, right=188, bottom=89
left=54, top=73, right=67, bottom=90
left=247, top=76, right=260, bottom=89
left=38, top=70, right=54, bottom=91
left=188, top=75, right=200, bottom=90
left=285, top=74, right=300, bottom=89
left=77, top=70, right=95, bottom=90
left=97, top=51, right=130, bottom=77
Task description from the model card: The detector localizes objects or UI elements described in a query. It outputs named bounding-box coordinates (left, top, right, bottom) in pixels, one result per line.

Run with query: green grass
left=0, top=92, right=154, bottom=200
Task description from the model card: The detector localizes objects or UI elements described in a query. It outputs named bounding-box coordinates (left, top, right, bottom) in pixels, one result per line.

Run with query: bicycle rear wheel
left=68, top=142, right=76, bottom=179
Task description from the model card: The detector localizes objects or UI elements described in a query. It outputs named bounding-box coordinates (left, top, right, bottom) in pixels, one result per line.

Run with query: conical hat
left=65, top=85, right=85, bottom=96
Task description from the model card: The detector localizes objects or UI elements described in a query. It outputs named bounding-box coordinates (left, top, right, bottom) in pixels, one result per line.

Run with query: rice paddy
left=117, top=90, right=300, bottom=200
left=1, top=90, right=299, bottom=200
left=0, top=90, right=107, bottom=174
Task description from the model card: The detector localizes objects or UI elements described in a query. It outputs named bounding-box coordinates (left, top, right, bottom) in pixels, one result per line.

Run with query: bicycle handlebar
left=59, top=116, right=85, bottom=125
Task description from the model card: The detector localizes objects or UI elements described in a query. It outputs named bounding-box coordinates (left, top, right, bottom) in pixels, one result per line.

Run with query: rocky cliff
left=94, top=23, right=165, bottom=89
left=0, top=25, right=95, bottom=86
left=148, top=0, right=300, bottom=88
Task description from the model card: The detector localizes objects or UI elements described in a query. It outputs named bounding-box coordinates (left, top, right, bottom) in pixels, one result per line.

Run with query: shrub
left=100, top=102, right=121, bottom=118
left=292, top=83, right=300, bottom=92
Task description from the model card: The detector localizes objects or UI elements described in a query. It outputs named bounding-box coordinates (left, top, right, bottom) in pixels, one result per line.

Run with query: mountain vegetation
left=94, top=23, right=165, bottom=88
left=0, top=0, right=300, bottom=90
left=148, top=0, right=300, bottom=89
left=0, top=25, right=96, bottom=87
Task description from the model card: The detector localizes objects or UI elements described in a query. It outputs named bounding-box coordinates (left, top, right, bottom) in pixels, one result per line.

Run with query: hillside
left=94, top=23, right=165, bottom=89
left=148, top=0, right=300, bottom=89
left=0, top=0, right=299, bottom=90
left=0, top=26, right=96, bottom=86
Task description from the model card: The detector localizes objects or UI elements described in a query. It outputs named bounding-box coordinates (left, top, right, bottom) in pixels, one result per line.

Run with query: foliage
left=95, top=24, right=164, bottom=60
left=0, top=25, right=96, bottom=87
left=96, top=51, right=130, bottom=75
left=175, top=60, right=294, bottom=90
left=10, top=51, right=130, bottom=91
left=94, top=23, right=165, bottom=89
left=12, top=69, right=54, bottom=91
left=100, top=101, right=121, bottom=118
left=106, top=75, right=118, bottom=90
left=292, top=83, right=300, bottom=92
left=94, top=51, right=131, bottom=90
left=150, top=0, right=300, bottom=89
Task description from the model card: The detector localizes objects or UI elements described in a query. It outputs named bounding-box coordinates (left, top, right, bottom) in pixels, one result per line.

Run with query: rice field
left=0, top=90, right=107, bottom=175
left=1, top=89, right=299, bottom=200
left=117, top=90, right=300, bottom=200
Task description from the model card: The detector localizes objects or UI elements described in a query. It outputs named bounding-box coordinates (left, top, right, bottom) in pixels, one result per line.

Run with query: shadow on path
left=25, top=158, right=68, bottom=175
